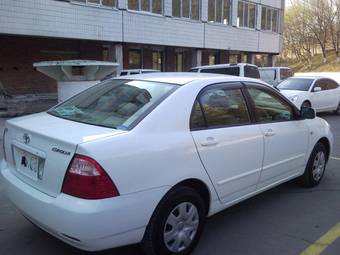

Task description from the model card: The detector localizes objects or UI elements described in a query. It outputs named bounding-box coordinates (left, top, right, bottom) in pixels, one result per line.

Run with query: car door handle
left=264, top=129, right=275, bottom=137
left=200, top=137, right=219, bottom=147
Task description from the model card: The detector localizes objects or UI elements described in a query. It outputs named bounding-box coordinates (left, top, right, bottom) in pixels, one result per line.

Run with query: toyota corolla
left=1, top=73, right=333, bottom=255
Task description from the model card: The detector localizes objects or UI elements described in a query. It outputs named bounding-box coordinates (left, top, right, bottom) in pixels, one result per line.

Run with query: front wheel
left=142, top=187, right=206, bottom=255
left=299, top=143, right=327, bottom=187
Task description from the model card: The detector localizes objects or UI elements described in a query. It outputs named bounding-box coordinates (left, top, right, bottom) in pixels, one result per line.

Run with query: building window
left=175, top=53, right=183, bottom=72
left=172, top=0, right=200, bottom=20
left=72, top=0, right=117, bottom=8
left=237, top=1, right=256, bottom=29
left=261, top=6, right=279, bottom=33
left=128, top=49, right=142, bottom=69
left=208, top=0, right=231, bottom=24
left=128, top=0, right=163, bottom=14
left=208, top=53, right=217, bottom=65
left=152, top=51, right=163, bottom=70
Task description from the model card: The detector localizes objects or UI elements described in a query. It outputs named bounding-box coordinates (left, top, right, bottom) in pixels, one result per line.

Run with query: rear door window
left=191, top=86, right=250, bottom=129
left=200, top=67, right=240, bottom=76
left=244, top=66, right=260, bottom=78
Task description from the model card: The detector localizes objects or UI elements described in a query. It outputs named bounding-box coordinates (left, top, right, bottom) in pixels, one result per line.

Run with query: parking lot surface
left=0, top=114, right=339, bottom=255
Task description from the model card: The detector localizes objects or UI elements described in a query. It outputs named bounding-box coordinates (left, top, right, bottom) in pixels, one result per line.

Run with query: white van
left=189, top=63, right=260, bottom=79
left=259, top=67, right=293, bottom=87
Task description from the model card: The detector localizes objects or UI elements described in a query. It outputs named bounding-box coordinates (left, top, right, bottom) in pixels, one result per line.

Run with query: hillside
left=288, top=51, right=340, bottom=72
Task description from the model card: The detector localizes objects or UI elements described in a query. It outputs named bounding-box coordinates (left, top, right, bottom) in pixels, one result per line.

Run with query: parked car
left=189, top=63, right=261, bottom=79
left=278, top=76, right=340, bottom=114
left=259, top=67, right=293, bottom=87
left=119, top=69, right=160, bottom=76
left=1, top=73, right=333, bottom=255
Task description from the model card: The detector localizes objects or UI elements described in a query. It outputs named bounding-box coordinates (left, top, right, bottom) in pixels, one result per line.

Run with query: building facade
left=0, top=0, right=284, bottom=94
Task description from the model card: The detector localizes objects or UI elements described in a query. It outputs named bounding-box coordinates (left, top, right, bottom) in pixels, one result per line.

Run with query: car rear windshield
left=277, top=78, right=313, bottom=91
left=200, top=67, right=240, bottom=76
left=48, top=79, right=179, bottom=130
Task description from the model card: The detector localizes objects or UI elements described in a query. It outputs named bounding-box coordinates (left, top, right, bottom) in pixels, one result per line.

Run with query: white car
left=278, top=76, right=340, bottom=114
left=1, top=73, right=334, bottom=255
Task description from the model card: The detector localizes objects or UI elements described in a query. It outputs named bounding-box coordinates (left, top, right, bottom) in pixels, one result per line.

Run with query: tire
left=334, top=102, right=340, bottom=115
left=142, top=186, right=206, bottom=255
left=301, top=101, right=311, bottom=108
left=299, top=143, right=327, bottom=187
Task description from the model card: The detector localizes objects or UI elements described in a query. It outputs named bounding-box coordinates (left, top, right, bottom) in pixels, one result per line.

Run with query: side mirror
left=313, top=87, right=322, bottom=92
left=300, top=107, right=316, bottom=119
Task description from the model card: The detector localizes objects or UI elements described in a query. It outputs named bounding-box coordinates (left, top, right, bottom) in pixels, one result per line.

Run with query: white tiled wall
left=0, top=0, right=284, bottom=54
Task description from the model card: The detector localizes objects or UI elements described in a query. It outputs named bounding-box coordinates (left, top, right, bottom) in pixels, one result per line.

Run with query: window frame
left=261, top=5, right=280, bottom=33
left=128, top=0, right=163, bottom=14
left=237, top=0, right=257, bottom=29
left=190, top=82, right=254, bottom=131
left=243, top=82, right=301, bottom=124
left=172, top=0, right=201, bottom=20
left=208, top=0, right=231, bottom=25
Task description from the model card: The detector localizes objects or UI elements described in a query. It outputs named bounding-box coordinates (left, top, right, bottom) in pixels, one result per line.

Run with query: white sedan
left=278, top=76, right=340, bottom=114
left=1, top=73, right=334, bottom=255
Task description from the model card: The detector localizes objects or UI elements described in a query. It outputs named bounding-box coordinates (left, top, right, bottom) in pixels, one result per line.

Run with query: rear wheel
left=334, top=102, right=340, bottom=115
left=299, top=143, right=327, bottom=187
left=142, top=187, right=206, bottom=255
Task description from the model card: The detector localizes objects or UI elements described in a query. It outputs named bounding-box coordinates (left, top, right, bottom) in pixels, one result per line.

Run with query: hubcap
left=163, top=202, right=199, bottom=253
left=312, top=151, right=326, bottom=182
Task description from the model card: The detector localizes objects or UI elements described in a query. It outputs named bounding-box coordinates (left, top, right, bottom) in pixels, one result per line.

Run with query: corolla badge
left=52, top=147, right=71, bottom=156
left=23, top=133, right=30, bottom=144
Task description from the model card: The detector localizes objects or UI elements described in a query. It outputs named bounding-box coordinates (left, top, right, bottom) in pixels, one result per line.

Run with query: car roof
left=191, top=63, right=257, bottom=70
left=290, top=76, right=323, bottom=80
left=115, top=72, right=264, bottom=85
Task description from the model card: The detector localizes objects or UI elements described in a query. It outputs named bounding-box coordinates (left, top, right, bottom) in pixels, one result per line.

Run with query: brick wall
left=0, top=36, right=104, bottom=94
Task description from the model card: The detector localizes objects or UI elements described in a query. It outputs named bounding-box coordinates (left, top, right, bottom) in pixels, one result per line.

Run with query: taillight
left=61, top=154, right=119, bottom=199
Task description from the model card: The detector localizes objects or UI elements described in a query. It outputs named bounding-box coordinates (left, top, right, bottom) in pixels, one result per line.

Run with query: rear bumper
left=0, top=160, right=170, bottom=251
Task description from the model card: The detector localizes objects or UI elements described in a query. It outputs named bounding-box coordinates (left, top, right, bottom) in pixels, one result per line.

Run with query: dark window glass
left=272, top=9, right=278, bottom=32
left=249, top=4, right=256, bottom=28
left=279, top=68, right=292, bottom=80
left=201, top=67, right=240, bottom=76
left=190, top=101, right=206, bottom=129
left=260, top=69, right=276, bottom=81
left=172, top=0, right=181, bottom=16
left=244, top=66, right=260, bottom=78
left=244, top=3, right=249, bottom=27
left=182, top=0, right=190, bottom=17
left=248, top=87, right=294, bottom=122
left=152, top=51, right=163, bottom=70
left=199, top=88, right=250, bottom=128
left=128, top=50, right=142, bottom=69
left=120, top=71, right=128, bottom=76
left=223, top=0, right=230, bottom=24
left=208, top=0, right=215, bottom=21
left=261, top=7, right=266, bottom=30
left=192, top=0, right=200, bottom=19
left=128, top=0, right=139, bottom=10
left=102, top=0, right=116, bottom=7
left=216, top=0, right=222, bottom=22
left=326, top=79, right=339, bottom=90
left=266, top=9, right=272, bottom=30
left=141, top=0, right=150, bottom=11
left=153, top=0, right=162, bottom=13
left=314, top=79, right=339, bottom=91
left=277, top=78, right=314, bottom=91
left=189, top=68, right=199, bottom=72
left=238, top=1, right=244, bottom=27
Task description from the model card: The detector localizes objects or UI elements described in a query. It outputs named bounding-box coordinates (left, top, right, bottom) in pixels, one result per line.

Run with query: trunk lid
left=3, top=112, right=125, bottom=197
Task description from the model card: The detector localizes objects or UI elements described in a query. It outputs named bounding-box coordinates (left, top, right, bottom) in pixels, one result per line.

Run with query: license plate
left=13, top=147, right=44, bottom=181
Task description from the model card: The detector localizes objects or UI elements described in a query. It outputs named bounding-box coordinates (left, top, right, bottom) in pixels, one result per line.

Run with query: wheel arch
left=317, top=137, right=331, bottom=162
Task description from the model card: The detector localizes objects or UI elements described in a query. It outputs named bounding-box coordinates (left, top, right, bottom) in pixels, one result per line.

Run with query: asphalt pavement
left=0, top=114, right=339, bottom=255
